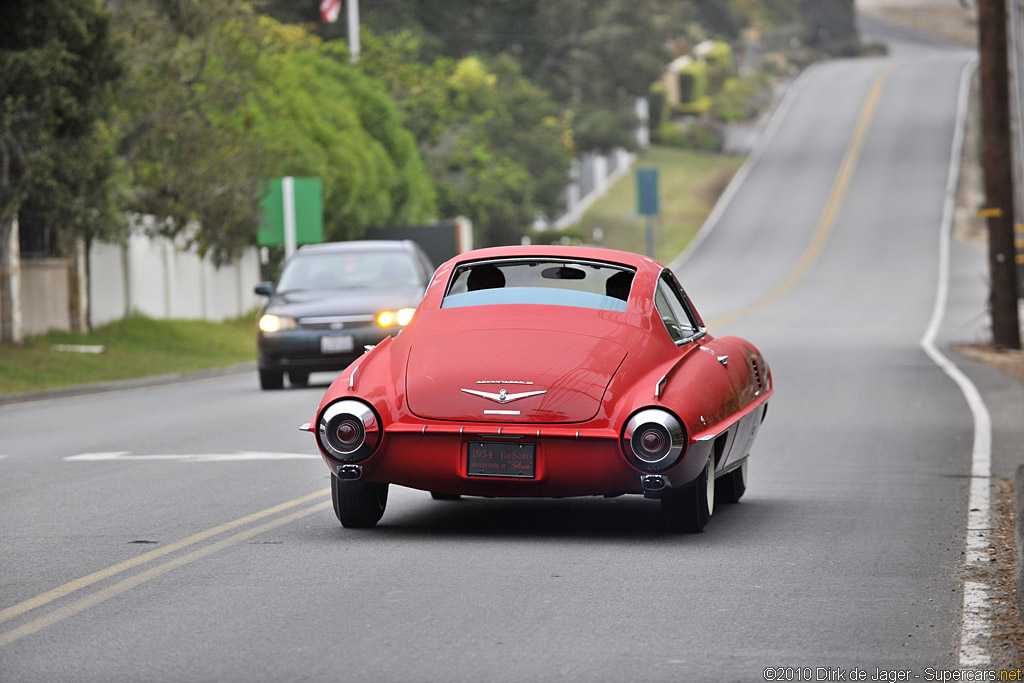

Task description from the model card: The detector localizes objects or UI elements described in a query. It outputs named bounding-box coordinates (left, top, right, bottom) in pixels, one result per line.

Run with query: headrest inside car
left=541, top=266, right=586, bottom=280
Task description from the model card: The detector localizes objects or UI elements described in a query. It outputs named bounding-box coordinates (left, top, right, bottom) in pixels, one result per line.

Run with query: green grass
left=575, top=145, right=744, bottom=264
left=0, top=312, right=258, bottom=396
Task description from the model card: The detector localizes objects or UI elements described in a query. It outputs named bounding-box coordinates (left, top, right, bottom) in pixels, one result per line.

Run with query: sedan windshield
left=276, top=251, right=420, bottom=292
left=442, top=259, right=634, bottom=312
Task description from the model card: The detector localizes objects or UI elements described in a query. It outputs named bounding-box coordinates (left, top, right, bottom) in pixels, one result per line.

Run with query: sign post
left=636, top=167, right=659, bottom=257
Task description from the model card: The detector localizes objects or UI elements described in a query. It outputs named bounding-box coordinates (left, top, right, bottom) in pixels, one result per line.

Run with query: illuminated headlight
left=377, top=308, right=416, bottom=327
left=317, top=399, right=381, bottom=463
left=259, top=314, right=296, bottom=333
left=621, top=408, right=686, bottom=472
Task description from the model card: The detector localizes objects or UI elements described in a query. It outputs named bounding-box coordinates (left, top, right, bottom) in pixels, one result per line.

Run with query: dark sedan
left=255, top=240, right=434, bottom=390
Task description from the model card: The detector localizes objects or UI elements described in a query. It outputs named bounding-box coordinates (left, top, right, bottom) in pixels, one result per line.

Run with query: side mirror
left=254, top=282, right=273, bottom=296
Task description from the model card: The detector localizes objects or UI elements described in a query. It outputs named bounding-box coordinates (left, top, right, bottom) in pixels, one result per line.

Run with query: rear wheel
left=331, top=475, right=388, bottom=528
left=715, top=459, right=747, bottom=504
left=288, top=371, right=310, bottom=387
left=259, top=369, right=284, bottom=390
left=661, top=458, right=714, bottom=533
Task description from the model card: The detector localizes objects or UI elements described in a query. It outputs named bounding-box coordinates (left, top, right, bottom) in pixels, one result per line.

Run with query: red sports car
left=301, top=245, right=772, bottom=532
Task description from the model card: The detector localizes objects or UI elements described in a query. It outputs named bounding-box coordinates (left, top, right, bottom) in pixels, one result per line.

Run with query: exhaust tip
left=337, top=465, right=363, bottom=481
left=640, top=475, right=666, bottom=492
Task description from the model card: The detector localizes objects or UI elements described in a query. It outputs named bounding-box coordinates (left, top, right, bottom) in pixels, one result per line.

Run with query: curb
left=0, top=362, right=257, bottom=407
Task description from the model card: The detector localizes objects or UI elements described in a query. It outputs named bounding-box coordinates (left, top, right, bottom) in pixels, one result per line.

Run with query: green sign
left=258, top=177, right=324, bottom=248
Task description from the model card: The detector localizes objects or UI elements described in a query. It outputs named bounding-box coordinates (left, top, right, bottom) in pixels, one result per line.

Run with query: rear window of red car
left=441, top=259, right=635, bottom=312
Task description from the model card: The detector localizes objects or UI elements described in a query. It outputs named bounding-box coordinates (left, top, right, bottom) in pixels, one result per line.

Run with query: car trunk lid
left=405, top=329, right=627, bottom=423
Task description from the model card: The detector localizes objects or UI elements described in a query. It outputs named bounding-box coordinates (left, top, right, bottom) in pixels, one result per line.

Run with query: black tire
left=288, top=371, right=310, bottom=387
left=715, top=459, right=747, bottom=505
left=661, top=458, right=714, bottom=533
left=331, top=475, right=388, bottom=528
left=259, top=369, right=284, bottom=390
left=430, top=492, right=462, bottom=501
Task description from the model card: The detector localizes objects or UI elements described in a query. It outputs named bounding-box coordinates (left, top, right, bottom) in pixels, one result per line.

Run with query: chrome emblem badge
left=461, top=387, right=547, bottom=404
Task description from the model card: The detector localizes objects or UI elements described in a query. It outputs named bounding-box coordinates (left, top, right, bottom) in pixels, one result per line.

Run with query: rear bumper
left=317, top=426, right=713, bottom=498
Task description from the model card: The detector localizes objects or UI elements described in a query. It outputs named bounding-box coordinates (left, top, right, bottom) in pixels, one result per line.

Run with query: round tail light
left=318, top=400, right=381, bottom=463
left=621, top=408, right=686, bottom=472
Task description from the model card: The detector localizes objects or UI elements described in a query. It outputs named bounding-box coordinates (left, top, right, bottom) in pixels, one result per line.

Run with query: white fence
left=89, top=232, right=262, bottom=328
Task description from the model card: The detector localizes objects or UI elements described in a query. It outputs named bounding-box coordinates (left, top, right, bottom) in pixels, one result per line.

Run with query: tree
left=0, top=0, right=123, bottom=271
left=105, top=0, right=271, bottom=265
left=105, top=3, right=436, bottom=256
left=362, top=32, right=573, bottom=246
left=235, top=25, right=437, bottom=240
left=258, top=0, right=695, bottom=153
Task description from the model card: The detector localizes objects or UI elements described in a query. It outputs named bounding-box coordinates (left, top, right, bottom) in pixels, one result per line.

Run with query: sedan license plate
left=467, top=441, right=536, bottom=478
left=320, top=335, right=355, bottom=354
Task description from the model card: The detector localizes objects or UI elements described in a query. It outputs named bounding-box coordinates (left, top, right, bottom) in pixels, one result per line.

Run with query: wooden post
left=978, top=0, right=1022, bottom=348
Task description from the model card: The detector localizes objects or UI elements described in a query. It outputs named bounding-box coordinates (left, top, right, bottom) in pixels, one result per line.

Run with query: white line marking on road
left=64, top=451, right=317, bottom=462
left=918, top=57, right=993, bottom=669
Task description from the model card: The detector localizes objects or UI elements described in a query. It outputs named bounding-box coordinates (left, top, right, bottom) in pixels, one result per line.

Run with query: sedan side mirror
left=254, top=282, right=273, bottom=296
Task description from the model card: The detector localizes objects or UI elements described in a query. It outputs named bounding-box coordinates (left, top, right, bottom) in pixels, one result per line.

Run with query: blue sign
left=636, top=168, right=659, bottom=216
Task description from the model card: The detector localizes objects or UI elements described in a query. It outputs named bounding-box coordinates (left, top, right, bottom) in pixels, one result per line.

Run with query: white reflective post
left=283, top=176, right=296, bottom=259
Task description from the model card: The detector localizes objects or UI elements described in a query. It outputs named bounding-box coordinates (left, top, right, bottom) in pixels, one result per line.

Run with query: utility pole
left=977, top=0, right=1022, bottom=348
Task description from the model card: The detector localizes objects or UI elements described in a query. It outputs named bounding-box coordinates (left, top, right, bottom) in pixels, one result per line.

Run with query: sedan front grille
left=299, top=315, right=375, bottom=331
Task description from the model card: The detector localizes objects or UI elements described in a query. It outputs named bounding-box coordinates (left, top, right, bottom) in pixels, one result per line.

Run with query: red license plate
left=467, top=441, right=536, bottom=478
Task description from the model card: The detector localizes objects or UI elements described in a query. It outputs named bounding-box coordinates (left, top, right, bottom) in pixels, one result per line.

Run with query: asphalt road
left=2, top=22, right=1019, bottom=683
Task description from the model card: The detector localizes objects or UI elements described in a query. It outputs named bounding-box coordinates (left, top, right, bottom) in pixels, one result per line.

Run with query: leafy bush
left=657, top=119, right=724, bottom=153
left=712, top=72, right=773, bottom=122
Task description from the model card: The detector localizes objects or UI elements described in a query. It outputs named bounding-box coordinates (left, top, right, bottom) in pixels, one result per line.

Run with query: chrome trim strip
left=300, top=315, right=375, bottom=324
left=484, top=409, right=520, bottom=415
left=655, top=374, right=668, bottom=399
left=349, top=365, right=359, bottom=389
left=676, top=329, right=707, bottom=347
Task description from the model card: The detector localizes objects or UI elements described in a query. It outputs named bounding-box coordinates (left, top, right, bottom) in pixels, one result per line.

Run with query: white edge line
left=918, top=57, right=993, bottom=668
left=668, top=63, right=823, bottom=273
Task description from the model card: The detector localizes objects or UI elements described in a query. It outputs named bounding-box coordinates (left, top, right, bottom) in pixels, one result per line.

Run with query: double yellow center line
left=709, top=63, right=896, bottom=329
left=0, top=488, right=331, bottom=648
